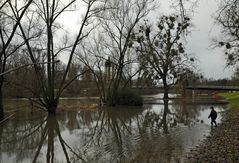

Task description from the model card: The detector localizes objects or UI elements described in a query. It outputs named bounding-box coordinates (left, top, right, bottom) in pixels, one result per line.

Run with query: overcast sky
left=60, top=0, right=233, bottom=80
left=160, top=0, right=233, bottom=79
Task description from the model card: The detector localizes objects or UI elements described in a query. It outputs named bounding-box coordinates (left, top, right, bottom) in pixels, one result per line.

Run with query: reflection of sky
left=143, top=93, right=179, bottom=99
left=143, top=93, right=180, bottom=104
left=141, top=103, right=227, bottom=161
left=149, top=103, right=225, bottom=125
left=44, top=104, right=227, bottom=162
left=0, top=103, right=228, bottom=163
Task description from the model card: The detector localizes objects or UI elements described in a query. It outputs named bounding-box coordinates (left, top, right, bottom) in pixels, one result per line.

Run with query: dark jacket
left=208, top=109, right=217, bottom=120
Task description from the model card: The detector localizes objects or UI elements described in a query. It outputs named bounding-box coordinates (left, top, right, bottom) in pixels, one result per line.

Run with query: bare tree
left=77, top=0, right=155, bottom=106
left=77, top=35, right=141, bottom=105
left=0, top=0, right=33, bottom=121
left=15, top=0, right=106, bottom=115
left=170, top=0, right=199, bottom=22
left=216, top=0, right=239, bottom=66
left=135, top=15, right=195, bottom=99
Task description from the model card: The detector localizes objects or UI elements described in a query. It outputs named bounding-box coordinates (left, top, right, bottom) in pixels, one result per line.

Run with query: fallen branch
left=0, top=113, right=15, bottom=124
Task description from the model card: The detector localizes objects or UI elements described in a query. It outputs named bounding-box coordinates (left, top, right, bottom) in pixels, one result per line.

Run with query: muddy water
left=0, top=99, right=227, bottom=163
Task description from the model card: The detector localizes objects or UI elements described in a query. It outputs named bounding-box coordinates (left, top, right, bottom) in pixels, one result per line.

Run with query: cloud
left=182, top=0, right=232, bottom=79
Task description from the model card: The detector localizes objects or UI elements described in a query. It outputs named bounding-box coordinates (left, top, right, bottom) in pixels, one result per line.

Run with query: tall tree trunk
left=162, top=76, right=169, bottom=99
left=0, top=124, right=3, bottom=161
left=105, top=57, right=124, bottom=106
left=0, top=82, right=4, bottom=121
left=107, top=87, right=117, bottom=106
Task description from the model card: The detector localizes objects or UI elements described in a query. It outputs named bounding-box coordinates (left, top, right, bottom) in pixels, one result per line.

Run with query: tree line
left=0, top=0, right=237, bottom=120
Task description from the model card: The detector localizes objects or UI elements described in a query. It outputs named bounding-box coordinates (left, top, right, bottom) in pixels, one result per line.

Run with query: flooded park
left=1, top=0, right=238, bottom=162
left=0, top=94, right=228, bottom=163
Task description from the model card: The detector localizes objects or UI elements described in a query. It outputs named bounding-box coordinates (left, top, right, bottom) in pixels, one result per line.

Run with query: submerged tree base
left=46, top=100, right=58, bottom=115
left=48, top=111, right=56, bottom=116
left=47, top=104, right=57, bottom=115
left=48, top=108, right=57, bottom=115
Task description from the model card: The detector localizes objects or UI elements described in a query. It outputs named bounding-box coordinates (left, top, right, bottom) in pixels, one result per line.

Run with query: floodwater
left=0, top=98, right=227, bottom=163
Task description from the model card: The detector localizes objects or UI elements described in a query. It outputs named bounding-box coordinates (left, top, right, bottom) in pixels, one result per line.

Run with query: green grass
left=219, top=92, right=239, bottom=109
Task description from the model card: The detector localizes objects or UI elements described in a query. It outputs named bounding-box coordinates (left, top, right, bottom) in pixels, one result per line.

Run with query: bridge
left=186, top=85, right=239, bottom=91
left=132, top=85, right=239, bottom=92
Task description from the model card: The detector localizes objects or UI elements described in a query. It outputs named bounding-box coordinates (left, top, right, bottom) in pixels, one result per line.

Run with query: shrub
left=116, top=89, right=143, bottom=106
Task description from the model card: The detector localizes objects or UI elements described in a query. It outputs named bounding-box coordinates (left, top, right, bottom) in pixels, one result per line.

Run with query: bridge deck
left=132, top=85, right=239, bottom=91
left=186, top=85, right=239, bottom=91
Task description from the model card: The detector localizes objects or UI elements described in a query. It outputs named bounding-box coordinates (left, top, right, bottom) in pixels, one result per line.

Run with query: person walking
left=208, top=106, right=217, bottom=127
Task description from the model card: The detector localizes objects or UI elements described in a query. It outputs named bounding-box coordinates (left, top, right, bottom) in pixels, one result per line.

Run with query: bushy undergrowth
left=116, top=89, right=143, bottom=106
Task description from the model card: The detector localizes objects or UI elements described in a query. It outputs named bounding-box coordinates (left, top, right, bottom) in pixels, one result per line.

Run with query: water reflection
left=32, top=116, right=83, bottom=163
left=0, top=112, right=46, bottom=162
left=0, top=101, right=227, bottom=163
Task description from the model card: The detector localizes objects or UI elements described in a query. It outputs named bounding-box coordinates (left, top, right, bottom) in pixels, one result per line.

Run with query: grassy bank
left=219, top=92, right=239, bottom=109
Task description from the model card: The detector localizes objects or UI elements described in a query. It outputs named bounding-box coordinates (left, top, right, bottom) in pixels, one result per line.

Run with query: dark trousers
left=211, top=118, right=217, bottom=126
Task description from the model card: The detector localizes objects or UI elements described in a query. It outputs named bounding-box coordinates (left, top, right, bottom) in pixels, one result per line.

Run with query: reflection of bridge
left=186, top=85, right=239, bottom=91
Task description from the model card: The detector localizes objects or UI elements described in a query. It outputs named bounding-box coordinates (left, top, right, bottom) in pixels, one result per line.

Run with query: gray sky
left=60, top=0, right=233, bottom=79
left=160, top=0, right=233, bottom=79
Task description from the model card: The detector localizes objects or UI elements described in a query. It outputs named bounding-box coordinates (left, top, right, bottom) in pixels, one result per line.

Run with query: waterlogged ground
left=186, top=107, right=239, bottom=162
left=0, top=97, right=227, bottom=163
